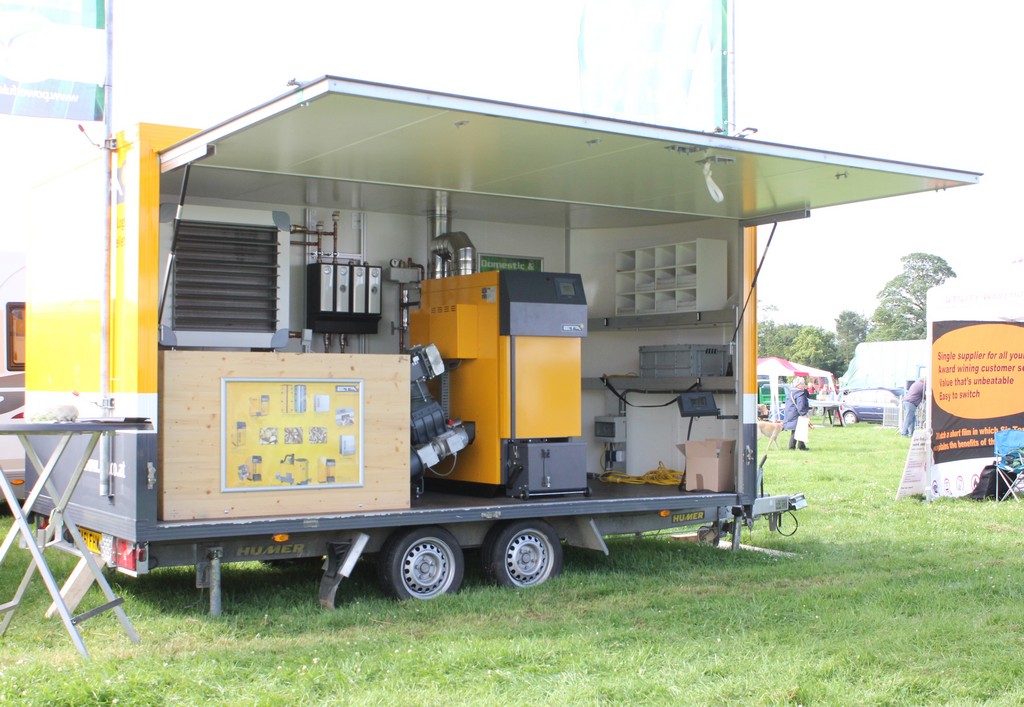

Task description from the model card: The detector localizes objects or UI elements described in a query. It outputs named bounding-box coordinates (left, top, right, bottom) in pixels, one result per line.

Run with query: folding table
left=0, top=420, right=151, bottom=660
left=808, top=399, right=845, bottom=427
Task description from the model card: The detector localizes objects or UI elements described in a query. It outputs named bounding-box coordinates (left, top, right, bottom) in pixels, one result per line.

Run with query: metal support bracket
left=318, top=533, right=370, bottom=609
left=730, top=506, right=744, bottom=551
left=73, top=597, right=125, bottom=626
left=195, top=546, right=224, bottom=614
left=209, top=547, right=223, bottom=617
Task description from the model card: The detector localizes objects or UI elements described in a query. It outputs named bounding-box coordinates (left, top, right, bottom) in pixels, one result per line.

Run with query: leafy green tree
left=758, top=320, right=803, bottom=359
left=869, top=253, right=955, bottom=341
left=835, top=310, right=870, bottom=372
left=758, top=321, right=841, bottom=376
left=787, top=326, right=841, bottom=375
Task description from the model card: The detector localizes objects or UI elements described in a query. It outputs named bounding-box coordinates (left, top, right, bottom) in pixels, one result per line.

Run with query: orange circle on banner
left=933, top=324, right=1024, bottom=419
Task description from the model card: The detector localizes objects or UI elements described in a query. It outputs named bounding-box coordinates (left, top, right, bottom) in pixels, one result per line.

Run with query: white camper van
left=1, top=251, right=26, bottom=499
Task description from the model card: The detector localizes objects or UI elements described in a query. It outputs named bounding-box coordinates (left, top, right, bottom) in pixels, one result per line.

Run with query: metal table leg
left=0, top=460, right=92, bottom=659
left=0, top=429, right=140, bottom=660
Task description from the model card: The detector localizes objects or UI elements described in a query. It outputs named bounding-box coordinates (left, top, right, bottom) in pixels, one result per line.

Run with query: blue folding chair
left=994, top=429, right=1024, bottom=502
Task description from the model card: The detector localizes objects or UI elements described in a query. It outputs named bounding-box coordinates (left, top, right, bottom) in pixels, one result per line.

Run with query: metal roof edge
left=159, top=77, right=336, bottom=172
left=158, top=74, right=982, bottom=187
left=323, top=76, right=981, bottom=184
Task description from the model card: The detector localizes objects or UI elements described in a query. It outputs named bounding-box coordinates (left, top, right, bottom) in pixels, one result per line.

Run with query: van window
left=6, top=302, right=24, bottom=371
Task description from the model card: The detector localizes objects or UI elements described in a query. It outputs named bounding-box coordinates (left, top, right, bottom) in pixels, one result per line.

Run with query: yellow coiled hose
left=598, top=461, right=683, bottom=486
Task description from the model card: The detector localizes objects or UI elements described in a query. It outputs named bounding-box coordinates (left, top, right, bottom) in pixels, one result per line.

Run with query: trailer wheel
left=378, top=526, right=464, bottom=600
left=482, top=520, right=562, bottom=589
left=697, top=524, right=721, bottom=546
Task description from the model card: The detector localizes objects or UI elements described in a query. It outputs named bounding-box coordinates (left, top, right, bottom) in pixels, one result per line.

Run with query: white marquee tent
left=757, top=357, right=837, bottom=420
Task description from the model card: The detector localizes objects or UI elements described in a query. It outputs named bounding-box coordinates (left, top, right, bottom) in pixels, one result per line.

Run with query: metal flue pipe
left=429, top=231, right=477, bottom=279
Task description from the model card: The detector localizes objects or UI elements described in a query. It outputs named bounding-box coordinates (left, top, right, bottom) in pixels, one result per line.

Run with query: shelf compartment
left=613, top=239, right=726, bottom=316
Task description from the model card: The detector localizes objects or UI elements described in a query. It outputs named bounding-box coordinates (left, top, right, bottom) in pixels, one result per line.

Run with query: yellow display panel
left=415, top=272, right=506, bottom=485
left=222, top=378, right=364, bottom=491
left=512, top=336, right=582, bottom=439
left=113, top=123, right=198, bottom=396
left=744, top=226, right=758, bottom=398
left=428, top=304, right=479, bottom=359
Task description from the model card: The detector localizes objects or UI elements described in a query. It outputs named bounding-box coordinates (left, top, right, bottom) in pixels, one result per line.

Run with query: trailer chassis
left=46, top=484, right=804, bottom=615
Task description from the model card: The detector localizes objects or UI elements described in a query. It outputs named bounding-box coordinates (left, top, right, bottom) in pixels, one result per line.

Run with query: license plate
left=79, top=527, right=102, bottom=554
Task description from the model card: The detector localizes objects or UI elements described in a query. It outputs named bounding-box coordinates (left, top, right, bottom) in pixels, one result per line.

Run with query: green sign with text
left=479, top=254, right=544, bottom=273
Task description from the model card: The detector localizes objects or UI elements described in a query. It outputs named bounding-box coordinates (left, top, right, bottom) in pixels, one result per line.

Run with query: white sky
left=1, top=0, right=1018, bottom=329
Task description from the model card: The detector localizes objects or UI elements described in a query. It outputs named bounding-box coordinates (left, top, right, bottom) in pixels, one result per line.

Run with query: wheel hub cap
left=507, top=533, right=548, bottom=585
left=403, top=541, right=450, bottom=596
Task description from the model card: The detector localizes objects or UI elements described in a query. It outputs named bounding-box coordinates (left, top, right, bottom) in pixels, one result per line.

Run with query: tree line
left=758, top=253, right=955, bottom=377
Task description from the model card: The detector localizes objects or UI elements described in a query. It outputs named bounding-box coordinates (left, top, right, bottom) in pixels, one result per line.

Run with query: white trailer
left=20, top=78, right=977, bottom=614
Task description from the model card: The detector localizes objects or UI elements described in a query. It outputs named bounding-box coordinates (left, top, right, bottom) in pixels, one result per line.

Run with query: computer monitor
left=677, top=391, right=719, bottom=418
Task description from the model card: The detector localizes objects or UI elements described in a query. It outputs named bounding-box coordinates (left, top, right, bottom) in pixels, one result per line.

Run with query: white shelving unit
left=615, top=239, right=727, bottom=315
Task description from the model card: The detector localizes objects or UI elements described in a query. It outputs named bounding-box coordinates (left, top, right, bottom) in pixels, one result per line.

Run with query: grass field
left=2, top=422, right=1023, bottom=705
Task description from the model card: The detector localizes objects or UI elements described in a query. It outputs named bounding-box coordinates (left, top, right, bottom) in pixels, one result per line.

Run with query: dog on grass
left=757, top=419, right=784, bottom=450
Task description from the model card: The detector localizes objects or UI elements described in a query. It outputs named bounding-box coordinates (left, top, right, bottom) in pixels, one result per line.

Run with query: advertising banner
left=896, top=428, right=930, bottom=499
left=578, top=0, right=728, bottom=129
left=0, top=1, right=105, bottom=120
left=927, top=274, right=1024, bottom=498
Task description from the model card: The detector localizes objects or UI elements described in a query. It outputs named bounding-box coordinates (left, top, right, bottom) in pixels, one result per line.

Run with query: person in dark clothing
left=901, top=378, right=926, bottom=437
left=783, top=377, right=810, bottom=451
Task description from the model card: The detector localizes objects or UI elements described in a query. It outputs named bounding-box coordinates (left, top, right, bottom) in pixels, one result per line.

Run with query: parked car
left=840, top=388, right=903, bottom=424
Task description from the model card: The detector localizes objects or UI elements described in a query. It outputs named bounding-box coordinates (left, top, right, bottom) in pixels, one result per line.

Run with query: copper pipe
left=332, top=211, right=340, bottom=264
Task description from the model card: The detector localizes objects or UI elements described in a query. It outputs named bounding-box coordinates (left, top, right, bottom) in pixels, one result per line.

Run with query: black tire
left=377, top=526, right=464, bottom=600
left=842, top=410, right=859, bottom=425
left=481, top=520, right=562, bottom=589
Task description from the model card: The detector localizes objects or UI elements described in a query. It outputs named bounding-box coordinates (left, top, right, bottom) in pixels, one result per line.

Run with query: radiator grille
left=172, top=221, right=280, bottom=332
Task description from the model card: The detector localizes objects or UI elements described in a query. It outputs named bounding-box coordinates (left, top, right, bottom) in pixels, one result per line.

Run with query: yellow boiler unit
left=409, top=270, right=589, bottom=498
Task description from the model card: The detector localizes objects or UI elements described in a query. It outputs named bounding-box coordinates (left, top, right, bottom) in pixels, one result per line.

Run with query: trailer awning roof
left=159, top=76, right=980, bottom=228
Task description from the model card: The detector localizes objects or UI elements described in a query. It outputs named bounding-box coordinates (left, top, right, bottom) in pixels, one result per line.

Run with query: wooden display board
left=159, top=351, right=409, bottom=520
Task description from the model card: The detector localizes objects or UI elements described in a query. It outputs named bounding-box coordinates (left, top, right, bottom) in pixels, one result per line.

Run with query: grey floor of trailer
left=134, top=480, right=736, bottom=543
left=416, top=481, right=720, bottom=508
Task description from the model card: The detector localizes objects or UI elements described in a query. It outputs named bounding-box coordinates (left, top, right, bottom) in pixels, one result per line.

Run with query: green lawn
left=2, top=423, right=1022, bottom=705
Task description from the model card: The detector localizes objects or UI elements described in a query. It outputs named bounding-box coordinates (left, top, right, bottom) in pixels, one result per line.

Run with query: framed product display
left=222, top=378, right=364, bottom=492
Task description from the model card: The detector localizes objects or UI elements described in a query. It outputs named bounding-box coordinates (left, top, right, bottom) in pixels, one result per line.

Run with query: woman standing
left=784, top=377, right=811, bottom=451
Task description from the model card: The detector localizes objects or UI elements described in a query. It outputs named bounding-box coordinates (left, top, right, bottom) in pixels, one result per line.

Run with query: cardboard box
left=677, top=439, right=735, bottom=492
